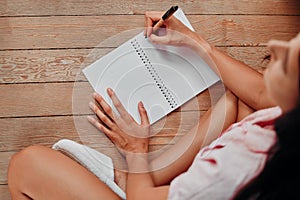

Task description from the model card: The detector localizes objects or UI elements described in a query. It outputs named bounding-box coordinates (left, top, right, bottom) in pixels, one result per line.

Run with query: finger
left=107, top=88, right=131, bottom=121
left=89, top=102, right=114, bottom=129
left=87, top=116, right=122, bottom=144
left=144, top=12, right=153, bottom=37
left=144, top=11, right=163, bottom=38
left=138, top=101, right=150, bottom=125
left=152, top=20, right=165, bottom=34
left=87, top=116, right=111, bottom=134
left=146, top=26, right=153, bottom=38
left=93, top=92, right=115, bottom=121
left=149, top=34, right=169, bottom=45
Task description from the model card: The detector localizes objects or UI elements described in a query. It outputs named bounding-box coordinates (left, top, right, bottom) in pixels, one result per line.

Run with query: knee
left=9, top=145, right=46, bottom=167
left=8, top=145, right=47, bottom=184
left=7, top=145, right=47, bottom=198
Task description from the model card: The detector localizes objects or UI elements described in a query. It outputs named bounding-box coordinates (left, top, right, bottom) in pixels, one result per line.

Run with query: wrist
left=187, top=32, right=212, bottom=56
left=126, top=153, right=148, bottom=163
left=126, top=153, right=149, bottom=173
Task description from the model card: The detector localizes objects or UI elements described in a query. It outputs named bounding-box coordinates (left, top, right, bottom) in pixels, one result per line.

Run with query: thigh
left=149, top=90, right=239, bottom=186
left=106, top=90, right=245, bottom=188
left=8, top=145, right=121, bottom=200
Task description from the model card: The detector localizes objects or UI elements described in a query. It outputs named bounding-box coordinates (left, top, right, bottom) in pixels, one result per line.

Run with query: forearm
left=126, top=154, right=152, bottom=189
left=189, top=33, right=275, bottom=110
left=126, top=154, right=169, bottom=200
left=145, top=11, right=274, bottom=109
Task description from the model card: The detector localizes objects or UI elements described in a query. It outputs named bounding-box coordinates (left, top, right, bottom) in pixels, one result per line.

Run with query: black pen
left=148, top=5, right=178, bottom=37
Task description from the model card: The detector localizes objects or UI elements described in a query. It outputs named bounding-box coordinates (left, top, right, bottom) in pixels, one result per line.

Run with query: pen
left=150, top=5, right=178, bottom=36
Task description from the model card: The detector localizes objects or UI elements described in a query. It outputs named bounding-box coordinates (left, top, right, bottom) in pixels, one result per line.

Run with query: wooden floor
left=0, top=0, right=299, bottom=199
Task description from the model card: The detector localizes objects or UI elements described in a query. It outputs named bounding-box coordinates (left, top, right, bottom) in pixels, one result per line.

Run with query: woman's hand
left=144, top=11, right=199, bottom=49
left=144, top=11, right=212, bottom=56
left=87, top=88, right=150, bottom=156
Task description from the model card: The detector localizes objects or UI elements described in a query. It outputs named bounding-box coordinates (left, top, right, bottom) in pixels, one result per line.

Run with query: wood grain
left=0, top=152, right=15, bottom=185
left=0, top=111, right=203, bottom=151
left=0, top=184, right=11, bottom=200
left=0, top=81, right=224, bottom=117
left=1, top=0, right=299, bottom=198
left=0, top=48, right=111, bottom=83
left=1, top=15, right=299, bottom=50
left=0, top=110, right=203, bottom=184
left=0, top=47, right=269, bottom=84
left=0, top=0, right=299, bottom=16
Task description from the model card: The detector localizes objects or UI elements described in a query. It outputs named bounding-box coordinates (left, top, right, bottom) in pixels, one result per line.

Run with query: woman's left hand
left=87, top=88, right=150, bottom=156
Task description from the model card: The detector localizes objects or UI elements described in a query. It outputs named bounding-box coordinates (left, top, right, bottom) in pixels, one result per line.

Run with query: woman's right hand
left=144, top=11, right=212, bottom=55
left=144, top=11, right=198, bottom=49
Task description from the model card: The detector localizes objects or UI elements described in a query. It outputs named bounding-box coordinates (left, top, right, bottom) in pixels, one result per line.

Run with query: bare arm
left=126, top=154, right=169, bottom=200
left=149, top=90, right=241, bottom=186
left=88, top=12, right=276, bottom=198
left=88, top=89, right=170, bottom=199
left=191, top=34, right=275, bottom=110
left=141, top=11, right=268, bottom=186
left=145, top=12, right=275, bottom=110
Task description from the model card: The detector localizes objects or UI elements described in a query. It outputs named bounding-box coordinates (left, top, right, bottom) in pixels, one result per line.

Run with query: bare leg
left=8, top=145, right=121, bottom=200
left=149, top=90, right=254, bottom=186
left=8, top=91, right=255, bottom=199
left=114, top=91, right=255, bottom=187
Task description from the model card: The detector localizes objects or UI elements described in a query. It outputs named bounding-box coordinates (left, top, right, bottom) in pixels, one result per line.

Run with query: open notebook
left=83, top=8, right=220, bottom=124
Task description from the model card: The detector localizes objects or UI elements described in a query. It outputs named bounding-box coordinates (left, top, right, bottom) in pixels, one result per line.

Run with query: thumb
left=138, top=101, right=150, bottom=125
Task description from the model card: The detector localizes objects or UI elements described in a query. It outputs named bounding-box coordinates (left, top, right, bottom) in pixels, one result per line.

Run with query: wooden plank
left=0, top=82, right=85, bottom=117
left=0, top=0, right=299, bottom=16
left=0, top=110, right=201, bottom=184
left=0, top=116, right=81, bottom=152
left=0, top=152, right=15, bottom=185
left=0, top=144, right=178, bottom=185
left=1, top=147, right=191, bottom=185
left=0, top=184, right=11, bottom=200
left=1, top=0, right=297, bottom=198
left=223, top=47, right=271, bottom=73
left=0, top=47, right=269, bottom=84
left=0, top=15, right=299, bottom=50
left=0, top=110, right=203, bottom=152
left=0, top=150, right=124, bottom=184
left=0, top=145, right=190, bottom=185
left=0, top=81, right=224, bottom=117
left=0, top=48, right=112, bottom=83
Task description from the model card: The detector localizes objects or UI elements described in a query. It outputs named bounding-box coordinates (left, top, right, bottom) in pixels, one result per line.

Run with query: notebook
left=82, top=8, right=220, bottom=125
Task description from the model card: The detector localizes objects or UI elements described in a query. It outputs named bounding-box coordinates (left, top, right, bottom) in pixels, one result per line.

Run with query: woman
left=7, top=11, right=300, bottom=200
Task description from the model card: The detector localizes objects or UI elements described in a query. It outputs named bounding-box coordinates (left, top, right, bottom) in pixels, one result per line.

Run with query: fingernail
left=89, top=102, right=94, bottom=109
left=93, top=92, right=102, bottom=100
left=87, top=116, right=95, bottom=123
left=107, top=88, right=113, bottom=96
left=139, top=101, right=144, bottom=109
left=93, top=92, right=97, bottom=98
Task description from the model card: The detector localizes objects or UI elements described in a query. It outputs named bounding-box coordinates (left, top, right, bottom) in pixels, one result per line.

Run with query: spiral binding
left=130, top=39, right=177, bottom=109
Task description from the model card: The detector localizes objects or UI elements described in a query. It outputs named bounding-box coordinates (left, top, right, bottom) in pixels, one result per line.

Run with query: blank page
left=83, top=8, right=220, bottom=124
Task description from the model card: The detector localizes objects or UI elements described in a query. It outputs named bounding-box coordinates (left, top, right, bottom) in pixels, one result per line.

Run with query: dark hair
left=233, top=103, right=300, bottom=199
